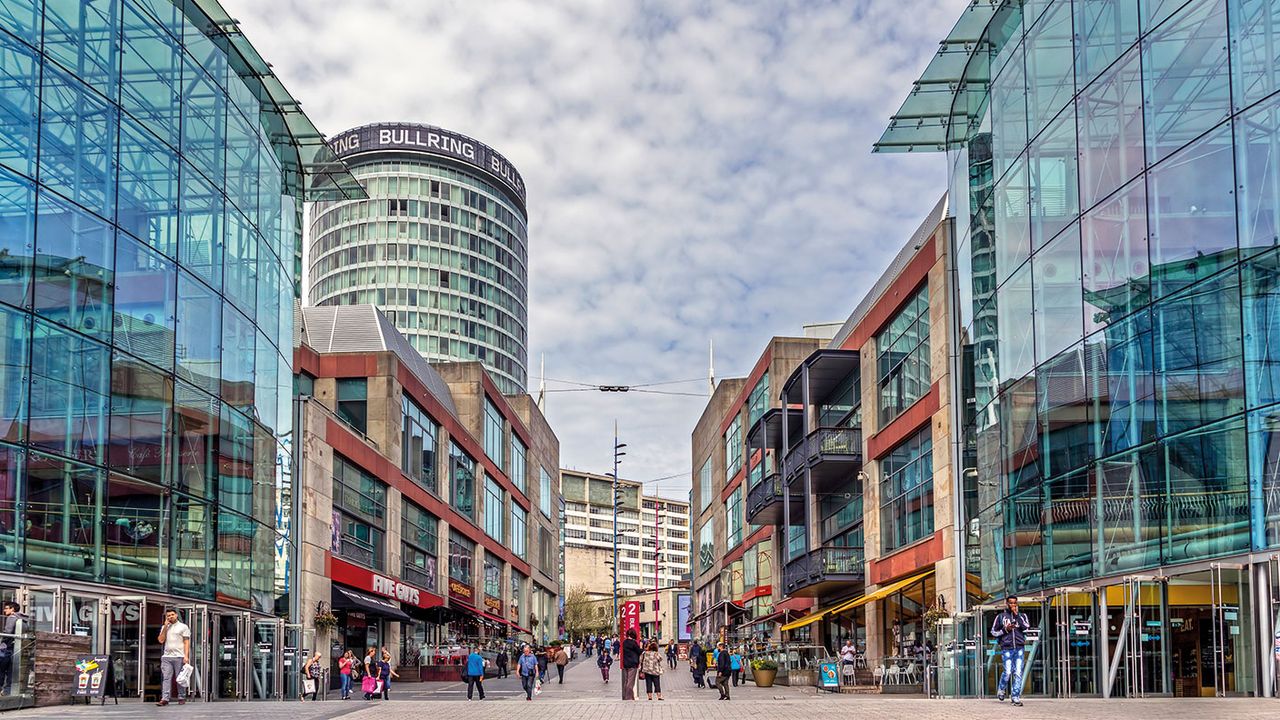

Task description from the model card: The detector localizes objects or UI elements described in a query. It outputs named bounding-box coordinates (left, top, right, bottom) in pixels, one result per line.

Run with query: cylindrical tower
left=308, top=123, right=529, bottom=394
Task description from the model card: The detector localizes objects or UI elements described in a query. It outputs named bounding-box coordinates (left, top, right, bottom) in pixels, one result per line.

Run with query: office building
left=0, top=0, right=361, bottom=702
left=307, top=122, right=529, bottom=394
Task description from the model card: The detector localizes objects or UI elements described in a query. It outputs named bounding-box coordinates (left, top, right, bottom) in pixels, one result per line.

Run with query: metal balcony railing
left=747, top=472, right=783, bottom=516
left=784, top=426, right=863, bottom=482
left=783, top=545, right=865, bottom=592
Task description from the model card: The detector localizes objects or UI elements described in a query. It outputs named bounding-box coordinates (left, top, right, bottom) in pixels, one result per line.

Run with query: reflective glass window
left=169, top=490, right=211, bottom=595
left=113, top=233, right=177, bottom=370
left=335, top=378, right=366, bottom=434
left=1236, top=95, right=1280, bottom=258
left=24, top=449, right=102, bottom=580
left=1085, top=309, right=1157, bottom=455
left=173, top=381, right=217, bottom=499
left=995, top=156, right=1031, bottom=285
left=990, top=43, right=1028, bottom=184
left=1232, top=0, right=1280, bottom=111
left=108, top=352, right=172, bottom=485
left=1042, top=466, right=1094, bottom=584
left=0, top=442, right=21, bottom=570
left=0, top=167, right=34, bottom=310
left=1033, top=223, right=1085, bottom=364
left=1002, top=374, right=1042, bottom=495
left=178, top=163, right=223, bottom=289
left=401, top=395, right=438, bottom=494
left=1028, top=109, right=1079, bottom=250
left=483, top=398, right=504, bottom=469
left=1152, top=269, right=1244, bottom=437
left=1146, top=121, right=1237, bottom=300
left=220, top=304, right=255, bottom=415
left=448, top=530, right=474, bottom=586
left=510, top=503, right=526, bottom=559
left=0, top=32, right=39, bottom=178
left=27, top=319, right=110, bottom=463
left=216, top=510, right=252, bottom=604
left=483, top=476, right=504, bottom=541
left=223, top=211, right=257, bottom=319
left=1250, top=408, right=1280, bottom=547
left=37, top=67, right=118, bottom=221
left=175, top=271, right=221, bottom=394
left=877, top=283, right=931, bottom=424
left=224, top=109, right=259, bottom=224
left=880, top=427, right=934, bottom=552
left=42, top=0, right=120, bottom=100
left=119, top=0, right=182, bottom=150
left=1005, top=483, right=1044, bottom=593
left=510, top=434, right=526, bottom=494
left=724, top=414, right=743, bottom=480
left=539, top=466, right=552, bottom=517
left=179, top=58, right=225, bottom=188
left=1096, top=444, right=1164, bottom=572
left=116, top=118, right=179, bottom=257
left=1081, top=176, right=1150, bottom=333
left=997, top=262, right=1036, bottom=386
left=253, top=330, right=277, bottom=434
left=33, top=192, right=113, bottom=340
left=450, top=442, right=476, bottom=520
left=0, top=0, right=41, bottom=46
left=1164, top=417, right=1250, bottom=563
left=1077, top=46, right=1145, bottom=210
left=1245, top=247, right=1280, bottom=410
left=217, top=405, right=253, bottom=517
left=1074, top=0, right=1140, bottom=86
left=104, top=473, right=165, bottom=589
left=1142, top=0, right=1231, bottom=165
left=1024, top=0, right=1075, bottom=141
left=0, top=305, right=28, bottom=445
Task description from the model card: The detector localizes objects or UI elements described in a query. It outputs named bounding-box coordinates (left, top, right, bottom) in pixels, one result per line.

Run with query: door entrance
left=1115, top=576, right=1168, bottom=697
left=213, top=612, right=249, bottom=700
left=175, top=605, right=210, bottom=700
left=250, top=618, right=282, bottom=700
left=1044, top=588, right=1097, bottom=697
left=107, top=596, right=148, bottom=699
left=1163, top=565, right=1255, bottom=697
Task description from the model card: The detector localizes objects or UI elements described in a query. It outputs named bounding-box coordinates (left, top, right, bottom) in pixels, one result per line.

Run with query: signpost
left=620, top=601, right=640, bottom=638
left=819, top=661, right=840, bottom=690
left=72, top=655, right=116, bottom=704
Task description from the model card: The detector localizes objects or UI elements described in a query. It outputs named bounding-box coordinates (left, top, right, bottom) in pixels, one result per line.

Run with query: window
left=484, top=553, right=502, bottom=599
left=539, top=467, right=552, bottom=517
left=484, top=476, right=505, bottom=541
left=450, top=442, right=476, bottom=520
left=699, top=458, right=712, bottom=510
left=747, top=372, right=770, bottom=427
left=726, top=487, right=743, bottom=549
left=539, top=526, right=554, bottom=569
left=402, top=502, right=438, bottom=591
left=880, top=427, right=934, bottom=552
left=818, top=371, right=860, bottom=428
left=511, top=571, right=525, bottom=615
left=877, top=283, right=930, bottom=425
left=448, top=530, right=475, bottom=585
left=698, top=520, right=716, bottom=573
left=724, top=415, right=743, bottom=481
left=510, top=436, right=527, bottom=493
left=332, top=455, right=386, bottom=570
left=336, top=378, right=368, bottom=433
left=483, top=398, right=505, bottom=470
left=511, top=504, right=527, bottom=559
left=401, top=396, right=438, bottom=494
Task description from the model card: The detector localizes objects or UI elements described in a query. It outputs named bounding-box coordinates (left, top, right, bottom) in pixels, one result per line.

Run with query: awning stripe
left=780, top=568, right=936, bottom=632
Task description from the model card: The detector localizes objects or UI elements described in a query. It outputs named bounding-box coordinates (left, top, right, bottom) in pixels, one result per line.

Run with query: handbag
left=534, top=678, right=542, bottom=696
left=361, top=675, right=377, bottom=693
left=302, top=677, right=317, bottom=695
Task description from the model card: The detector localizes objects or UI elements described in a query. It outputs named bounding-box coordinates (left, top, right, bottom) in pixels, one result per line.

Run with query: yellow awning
left=780, top=569, right=937, bottom=632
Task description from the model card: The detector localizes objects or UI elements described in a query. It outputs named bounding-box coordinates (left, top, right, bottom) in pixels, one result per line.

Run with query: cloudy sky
left=224, top=0, right=965, bottom=498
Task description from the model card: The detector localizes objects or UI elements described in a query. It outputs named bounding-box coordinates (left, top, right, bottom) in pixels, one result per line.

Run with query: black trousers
left=521, top=673, right=536, bottom=699
left=466, top=675, right=485, bottom=699
left=717, top=673, right=731, bottom=699
left=731, top=669, right=740, bottom=686
left=667, top=656, right=676, bottom=669
left=644, top=675, right=661, bottom=694
left=556, top=664, right=565, bottom=683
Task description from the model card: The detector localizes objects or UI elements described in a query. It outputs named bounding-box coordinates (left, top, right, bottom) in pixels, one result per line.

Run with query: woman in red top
left=338, top=650, right=356, bottom=699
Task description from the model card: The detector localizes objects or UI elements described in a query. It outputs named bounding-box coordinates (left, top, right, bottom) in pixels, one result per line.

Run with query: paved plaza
left=12, top=660, right=1280, bottom=720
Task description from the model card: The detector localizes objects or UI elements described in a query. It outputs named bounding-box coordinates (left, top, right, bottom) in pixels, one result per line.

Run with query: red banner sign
left=329, top=556, right=444, bottom=609
left=484, top=596, right=502, bottom=612
left=620, top=601, right=640, bottom=637
left=449, top=579, right=474, bottom=602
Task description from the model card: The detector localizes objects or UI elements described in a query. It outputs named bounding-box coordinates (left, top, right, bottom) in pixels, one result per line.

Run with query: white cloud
left=223, top=0, right=966, bottom=498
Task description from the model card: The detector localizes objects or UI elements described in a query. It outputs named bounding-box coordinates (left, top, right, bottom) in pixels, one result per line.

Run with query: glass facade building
left=878, top=0, right=1280, bottom=700
left=308, top=122, right=530, bottom=395
left=0, top=0, right=360, bottom=701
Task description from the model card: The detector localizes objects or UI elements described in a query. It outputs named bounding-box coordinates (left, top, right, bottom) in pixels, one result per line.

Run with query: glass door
left=20, top=586, right=65, bottom=633
left=1209, top=563, right=1253, bottom=696
left=175, top=605, right=209, bottom=700
left=1121, top=577, right=1168, bottom=697
left=107, top=596, right=147, bottom=699
left=283, top=624, right=314, bottom=699
left=250, top=618, right=282, bottom=700
left=1047, top=588, right=1096, bottom=697
left=65, top=594, right=104, bottom=649
left=213, top=612, right=248, bottom=700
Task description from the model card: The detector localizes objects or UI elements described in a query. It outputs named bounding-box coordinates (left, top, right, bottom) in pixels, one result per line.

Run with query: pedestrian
left=715, top=642, right=732, bottom=700
left=155, top=609, right=190, bottom=706
left=640, top=640, right=665, bottom=701
left=554, top=644, right=569, bottom=684
left=518, top=645, right=539, bottom=701
left=730, top=646, right=742, bottom=687
left=665, top=642, right=677, bottom=669
left=621, top=630, right=642, bottom=700
left=0, top=602, right=24, bottom=697
left=300, top=652, right=321, bottom=701
left=495, top=645, right=509, bottom=678
left=597, top=646, right=614, bottom=683
left=537, top=647, right=549, bottom=683
left=465, top=645, right=486, bottom=701
left=991, top=596, right=1030, bottom=707
left=611, top=635, right=621, bottom=656
left=338, top=649, right=356, bottom=699
left=378, top=649, right=398, bottom=700
left=363, top=646, right=377, bottom=679
left=840, top=638, right=856, bottom=674
left=689, top=640, right=706, bottom=688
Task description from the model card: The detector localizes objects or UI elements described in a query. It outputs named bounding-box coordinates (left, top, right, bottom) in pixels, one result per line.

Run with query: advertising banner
left=677, top=594, right=692, bottom=641
left=620, top=600, right=640, bottom=637
left=72, top=655, right=111, bottom=699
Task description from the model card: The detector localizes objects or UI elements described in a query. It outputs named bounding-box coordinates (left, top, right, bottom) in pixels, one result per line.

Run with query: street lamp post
left=611, top=422, right=626, bottom=629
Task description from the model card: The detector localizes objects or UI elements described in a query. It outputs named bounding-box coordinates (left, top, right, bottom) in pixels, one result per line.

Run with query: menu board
left=73, top=655, right=112, bottom=698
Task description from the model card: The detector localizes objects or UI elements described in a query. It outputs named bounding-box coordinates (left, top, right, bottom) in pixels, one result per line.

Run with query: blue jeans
left=998, top=647, right=1025, bottom=700
left=340, top=673, right=351, bottom=698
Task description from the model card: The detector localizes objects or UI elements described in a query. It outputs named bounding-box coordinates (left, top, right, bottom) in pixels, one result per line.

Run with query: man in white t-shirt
left=840, top=639, right=857, bottom=671
left=156, top=610, right=190, bottom=706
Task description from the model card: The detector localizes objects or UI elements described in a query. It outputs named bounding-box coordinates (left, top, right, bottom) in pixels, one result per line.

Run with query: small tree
left=563, top=584, right=607, bottom=641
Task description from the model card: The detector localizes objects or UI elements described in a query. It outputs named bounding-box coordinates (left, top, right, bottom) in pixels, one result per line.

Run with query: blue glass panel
left=181, top=12, right=225, bottom=87
left=1082, top=176, right=1150, bottom=333
left=217, top=407, right=253, bottom=519
left=1142, top=0, right=1231, bottom=165
left=253, top=330, right=276, bottom=435
left=1075, top=0, right=1140, bottom=86
left=255, top=241, right=281, bottom=351
left=1001, top=374, right=1041, bottom=494
left=0, top=304, right=29, bottom=443
left=33, top=192, right=113, bottom=340
left=23, top=449, right=103, bottom=580
left=42, top=0, right=121, bottom=101
left=1145, top=0, right=1191, bottom=30
left=0, top=166, right=34, bottom=310
left=995, top=156, right=1031, bottom=285
left=103, top=472, right=164, bottom=588
left=1028, top=109, right=1079, bottom=249
left=0, top=0, right=41, bottom=46
left=1077, top=45, right=1145, bottom=210
left=224, top=210, right=257, bottom=319
left=175, top=271, right=221, bottom=395
left=991, top=43, right=1028, bottom=185
left=174, top=381, right=217, bottom=499
left=108, top=352, right=172, bottom=485
left=1024, top=0, right=1075, bottom=141
left=1147, top=121, right=1237, bottom=299
left=0, top=32, right=39, bottom=178
left=1152, top=269, right=1244, bottom=436
left=1236, top=94, right=1280, bottom=258
left=225, top=108, right=259, bottom=224
left=997, top=261, right=1036, bottom=385
left=1163, top=417, right=1250, bottom=563
left=226, top=68, right=259, bottom=131
left=116, top=117, right=179, bottom=257
left=119, top=0, right=182, bottom=150
left=1097, top=444, right=1164, bottom=573
left=1243, top=247, right=1280, bottom=409
left=1043, top=467, right=1095, bottom=584
left=37, top=67, right=118, bottom=220
left=221, top=303, right=255, bottom=415
left=179, top=58, right=225, bottom=187
left=1006, top=484, right=1043, bottom=593
left=169, top=490, right=211, bottom=595
left=1038, top=343, right=1091, bottom=478
left=1034, top=223, right=1085, bottom=364
left=1086, top=309, right=1157, bottom=455
left=127, top=0, right=180, bottom=38
left=1248, top=407, right=1280, bottom=547
left=27, top=318, right=111, bottom=463
left=113, top=232, right=176, bottom=371
left=0, top=442, right=21, bottom=570
left=1232, top=0, right=1280, bottom=111
left=257, top=140, right=282, bottom=251
left=178, top=162, right=223, bottom=290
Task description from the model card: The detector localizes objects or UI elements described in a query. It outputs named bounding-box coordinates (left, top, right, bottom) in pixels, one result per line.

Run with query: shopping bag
left=176, top=664, right=194, bottom=688
left=534, top=678, right=543, bottom=696
left=302, top=677, right=316, bottom=695
left=361, top=675, right=377, bottom=693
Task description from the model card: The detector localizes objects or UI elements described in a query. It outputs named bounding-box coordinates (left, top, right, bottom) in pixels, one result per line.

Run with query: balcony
left=746, top=472, right=804, bottom=526
left=784, top=426, right=864, bottom=494
left=782, top=545, right=865, bottom=598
